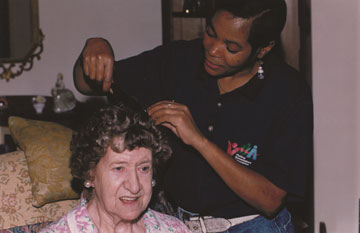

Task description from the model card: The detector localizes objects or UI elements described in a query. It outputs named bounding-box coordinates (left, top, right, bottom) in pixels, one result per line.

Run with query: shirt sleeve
left=259, top=82, right=313, bottom=200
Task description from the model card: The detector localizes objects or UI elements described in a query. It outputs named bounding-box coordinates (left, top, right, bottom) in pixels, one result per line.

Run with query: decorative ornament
left=0, top=30, right=44, bottom=81
left=84, top=180, right=92, bottom=188
left=257, top=60, right=264, bottom=79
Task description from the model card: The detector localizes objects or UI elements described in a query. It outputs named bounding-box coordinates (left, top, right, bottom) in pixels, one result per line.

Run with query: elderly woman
left=40, top=104, right=190, bottom=233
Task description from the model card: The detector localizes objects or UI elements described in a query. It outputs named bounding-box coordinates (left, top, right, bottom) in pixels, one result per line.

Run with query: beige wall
left=312, top=0, right=360, bottom=232
left=0, top=0, right=162, bottom=102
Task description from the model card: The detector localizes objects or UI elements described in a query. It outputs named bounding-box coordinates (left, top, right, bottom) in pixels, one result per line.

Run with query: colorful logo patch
left=227, top=141, right=259, bottom=166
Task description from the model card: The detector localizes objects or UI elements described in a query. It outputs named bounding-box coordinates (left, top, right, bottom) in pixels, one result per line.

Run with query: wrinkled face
left=90, top=147, right=153, bottom=222
left=203, top=10, right=257, bottom=77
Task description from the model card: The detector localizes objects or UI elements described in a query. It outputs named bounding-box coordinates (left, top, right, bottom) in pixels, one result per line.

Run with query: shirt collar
left=197, top=63, right=265, bottom=100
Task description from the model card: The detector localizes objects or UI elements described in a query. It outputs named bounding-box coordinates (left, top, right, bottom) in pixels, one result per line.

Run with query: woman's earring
left=84, top=180, right=92, bottom=188
left=151, top=180, right=156, bottom=187
left=257, top=60, right=264, bottom=79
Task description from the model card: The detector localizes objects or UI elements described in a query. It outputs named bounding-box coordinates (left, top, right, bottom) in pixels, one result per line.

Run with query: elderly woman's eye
left=140, top=166, right=150, bottom=172
left=115, top=167, right=123, bottom=171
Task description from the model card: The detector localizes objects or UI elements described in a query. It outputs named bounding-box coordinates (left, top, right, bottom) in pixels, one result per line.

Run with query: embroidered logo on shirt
left=227, top=141, right=259, bottom=166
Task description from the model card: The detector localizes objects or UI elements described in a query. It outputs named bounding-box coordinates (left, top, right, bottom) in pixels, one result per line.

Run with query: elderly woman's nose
left=124, top=170, right=141, bottom=193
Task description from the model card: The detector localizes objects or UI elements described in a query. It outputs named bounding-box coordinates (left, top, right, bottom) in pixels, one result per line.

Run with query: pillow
left=8, top=116, right=80, bottom=207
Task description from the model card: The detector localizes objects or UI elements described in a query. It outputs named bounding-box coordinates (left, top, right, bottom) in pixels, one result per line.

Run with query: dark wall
left=0, top=0, right=10, bottom=58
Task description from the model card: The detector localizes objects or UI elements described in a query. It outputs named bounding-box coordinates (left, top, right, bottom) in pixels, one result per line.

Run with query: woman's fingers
left=96, top=57, right=106, bottom=81
left=81, top=38, right=114, bottom=91
left=160, top=122, right=179, bottom=137
left=151, top=110, right=182, bottom=138
left=103, top=59, right=114, bottom=92
left=148, top=100, right=175, bottom=114
left=148, top=100, right=203, bottom=145
left=83, top=57, right=90, bottom=77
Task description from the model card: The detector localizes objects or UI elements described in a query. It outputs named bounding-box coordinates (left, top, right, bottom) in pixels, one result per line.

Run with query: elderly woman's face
left=90, top=147, right=153, bottom=222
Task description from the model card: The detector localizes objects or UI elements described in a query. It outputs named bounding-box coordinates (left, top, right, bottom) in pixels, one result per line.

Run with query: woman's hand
left=149, top=100, right=286, bottom=217
left=82, top=38, right=114, bottom=92
left=147, top=100, right=205, bottom=146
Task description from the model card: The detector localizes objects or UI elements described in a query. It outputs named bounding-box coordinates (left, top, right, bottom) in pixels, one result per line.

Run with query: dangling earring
left=151, top=180, right=156, bottom=187
left=84, top=180, right=92, bottom=188
left=257, top=59, right=264, bottom=79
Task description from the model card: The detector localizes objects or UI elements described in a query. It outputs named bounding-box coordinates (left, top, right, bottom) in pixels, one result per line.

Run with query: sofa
left=0, top=116, right=82, bottom=232
left=0, top=150, right=79, bottom=231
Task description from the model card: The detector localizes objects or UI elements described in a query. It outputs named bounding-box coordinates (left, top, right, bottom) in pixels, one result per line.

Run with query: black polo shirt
left=111, top=39, right=313, bottom=219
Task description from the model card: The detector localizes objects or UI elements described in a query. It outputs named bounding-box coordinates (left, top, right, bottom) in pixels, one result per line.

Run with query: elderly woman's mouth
left=119, top=196, right=139, bottom=202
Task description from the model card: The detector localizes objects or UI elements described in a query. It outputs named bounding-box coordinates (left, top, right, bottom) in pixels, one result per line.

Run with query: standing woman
left=73, top=0, right=313, bottom=232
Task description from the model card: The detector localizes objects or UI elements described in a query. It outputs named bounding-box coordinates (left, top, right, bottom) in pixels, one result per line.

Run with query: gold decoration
left=0, top=30, right=44, bottom=81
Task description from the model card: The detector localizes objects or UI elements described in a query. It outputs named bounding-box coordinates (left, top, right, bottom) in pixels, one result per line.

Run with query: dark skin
left=74, top=38, right=114, bottom=94
left=74, top=10, right=285, bottom=217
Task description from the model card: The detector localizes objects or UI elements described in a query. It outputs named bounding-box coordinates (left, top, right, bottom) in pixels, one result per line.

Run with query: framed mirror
left=0, top=0, right=44, bottom=81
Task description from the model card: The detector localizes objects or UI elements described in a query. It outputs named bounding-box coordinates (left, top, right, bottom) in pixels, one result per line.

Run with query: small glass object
left=51, top=73, right=76, bottom=113
left=0, top=97, right=8, bottom=110
left=32, top=95, right=46, bottom=114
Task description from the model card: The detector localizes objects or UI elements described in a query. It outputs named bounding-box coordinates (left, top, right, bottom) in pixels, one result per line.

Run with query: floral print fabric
left=40, top=199, right=190, bottom=233
left=8, top=117, right=79, bottom=207
left=0, top=222, right=51, bottom=233
left=0, top=150, right=78, bottom=230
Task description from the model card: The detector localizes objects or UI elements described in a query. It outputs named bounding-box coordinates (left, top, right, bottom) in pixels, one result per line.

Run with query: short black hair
left=210, top=0, right=287, bottom=50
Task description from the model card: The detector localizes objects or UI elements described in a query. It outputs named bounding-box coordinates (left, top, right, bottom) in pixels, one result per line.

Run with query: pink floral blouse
left=39, top=199, right=190, bottom=233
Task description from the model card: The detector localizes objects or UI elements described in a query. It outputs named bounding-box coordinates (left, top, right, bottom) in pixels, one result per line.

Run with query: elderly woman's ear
left=84, top=180, right=93, bottom=188
left=84, top=170, right=95, bottom=188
